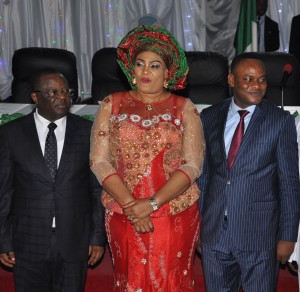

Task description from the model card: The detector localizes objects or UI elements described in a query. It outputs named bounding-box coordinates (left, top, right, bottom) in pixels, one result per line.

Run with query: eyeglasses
left=33, top=89, right=74, bottom=98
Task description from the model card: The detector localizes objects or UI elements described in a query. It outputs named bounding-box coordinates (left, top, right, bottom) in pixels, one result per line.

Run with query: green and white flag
left=234, top=0, right=257, bottom=55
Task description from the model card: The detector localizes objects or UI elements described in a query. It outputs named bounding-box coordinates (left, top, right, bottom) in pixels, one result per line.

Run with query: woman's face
left=133, top=51, right=168, bottom=95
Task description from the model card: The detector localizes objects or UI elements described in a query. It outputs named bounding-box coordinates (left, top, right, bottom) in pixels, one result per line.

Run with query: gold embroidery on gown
left=90, top=91, right=205, bottom=215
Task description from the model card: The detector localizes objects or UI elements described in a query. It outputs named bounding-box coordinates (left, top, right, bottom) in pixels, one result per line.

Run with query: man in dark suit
left=199, top=54, right=300, bottom=291
left=257, top=0, right=280, bottom=52
left=0, top=70, right=106, bottom=291
left=289, top=14, right=300, bottom=64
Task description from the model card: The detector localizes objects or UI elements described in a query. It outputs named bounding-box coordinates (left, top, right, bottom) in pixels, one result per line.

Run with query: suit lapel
left=218, top=101, right=231, bottom=161
left=25, top=113, right=43, bottom=156
left=23, top=113, right=54, bottom=181
left=233, top=101, right=266, bottom=165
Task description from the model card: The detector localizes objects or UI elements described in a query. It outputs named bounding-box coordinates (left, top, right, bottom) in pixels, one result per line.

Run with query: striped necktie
left=228, top=110, right=249, bottom=170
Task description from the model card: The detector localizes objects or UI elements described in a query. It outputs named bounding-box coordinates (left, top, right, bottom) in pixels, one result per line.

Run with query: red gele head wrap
left=117, top=25, right=189, bottom=91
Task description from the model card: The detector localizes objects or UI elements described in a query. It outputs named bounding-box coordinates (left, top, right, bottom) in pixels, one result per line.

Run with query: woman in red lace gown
left=90, top=25, right=205, bottom=291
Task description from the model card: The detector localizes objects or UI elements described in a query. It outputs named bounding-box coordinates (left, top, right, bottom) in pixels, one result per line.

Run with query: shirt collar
left=34, top=109, right=67, bottom=128
left=230, top=97, right=256, bottom=115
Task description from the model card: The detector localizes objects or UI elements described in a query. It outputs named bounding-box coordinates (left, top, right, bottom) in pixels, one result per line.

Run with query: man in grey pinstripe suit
left=199, top=53, right=300, bottom=291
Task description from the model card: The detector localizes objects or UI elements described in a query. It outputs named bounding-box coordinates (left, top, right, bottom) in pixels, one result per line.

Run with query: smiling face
left=133, top=50, right=169, bottom=96
left=228, top=59, right=267, bottom=108
left=31, top=73, right=72, bottom=122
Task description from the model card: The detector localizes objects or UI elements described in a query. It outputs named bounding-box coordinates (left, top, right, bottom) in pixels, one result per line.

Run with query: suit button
left=227, top=180, right=231, bottom=185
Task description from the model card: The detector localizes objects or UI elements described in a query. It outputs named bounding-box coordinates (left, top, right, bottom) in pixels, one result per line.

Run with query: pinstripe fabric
left=198, top=98, right=300, bottom=291
left=201, top=245, right=278, bottom=292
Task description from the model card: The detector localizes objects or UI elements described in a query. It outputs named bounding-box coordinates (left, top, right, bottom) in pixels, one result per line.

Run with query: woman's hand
left=123, top=198, right=154, bottom=223
left=133, top=216, right=154, bottom=234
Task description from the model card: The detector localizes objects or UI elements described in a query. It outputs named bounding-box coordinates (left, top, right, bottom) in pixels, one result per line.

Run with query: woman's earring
left=132, top=77, right=137, bottom=85
left=163, top=80, right=169, bottom=89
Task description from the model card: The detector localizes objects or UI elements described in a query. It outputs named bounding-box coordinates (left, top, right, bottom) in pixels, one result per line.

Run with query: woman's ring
left=128, top=215, right=134, bottom=221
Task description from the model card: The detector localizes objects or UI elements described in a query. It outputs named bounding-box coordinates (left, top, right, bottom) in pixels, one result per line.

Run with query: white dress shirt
left=34, top=110, right=67, bottom=227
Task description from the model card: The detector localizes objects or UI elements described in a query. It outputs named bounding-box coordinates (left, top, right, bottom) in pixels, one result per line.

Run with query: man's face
left=31, top=73, right=72, bottom=122
left=257, top=0, right=268, bottom=17
left=228, top=59, right=267, bottom=109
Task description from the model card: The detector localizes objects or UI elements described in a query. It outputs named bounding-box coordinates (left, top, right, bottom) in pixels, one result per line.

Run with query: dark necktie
left=44, top=123, right=57, bottom=181
left=228, top=110, right=249, bottom=171
left=257, top=16, right=261, bottom=51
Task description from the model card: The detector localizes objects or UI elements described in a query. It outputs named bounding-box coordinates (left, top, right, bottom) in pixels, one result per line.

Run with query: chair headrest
left=12, top=47, right=78, bottom=103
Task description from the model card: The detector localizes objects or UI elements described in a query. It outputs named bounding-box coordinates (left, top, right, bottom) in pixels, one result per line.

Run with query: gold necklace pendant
left=146, top=104, right=153, bottom=111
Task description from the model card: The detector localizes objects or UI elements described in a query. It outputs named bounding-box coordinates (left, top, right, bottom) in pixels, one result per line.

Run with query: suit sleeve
left=277, top=114, right=300, bottom=241
left=197, top=111, right=210, bottom=217
left=89, top=170, right=106, bottom=247
left=289, top=17, right=298, bottom=56
left=272, top=21, right=280, bottom=51
left=265, top=16, right=280, bottom=52
left=0, top=126, right=14, bottom=253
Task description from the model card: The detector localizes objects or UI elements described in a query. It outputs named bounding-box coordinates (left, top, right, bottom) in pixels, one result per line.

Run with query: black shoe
left=287, top=261, right=298, bottom=276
